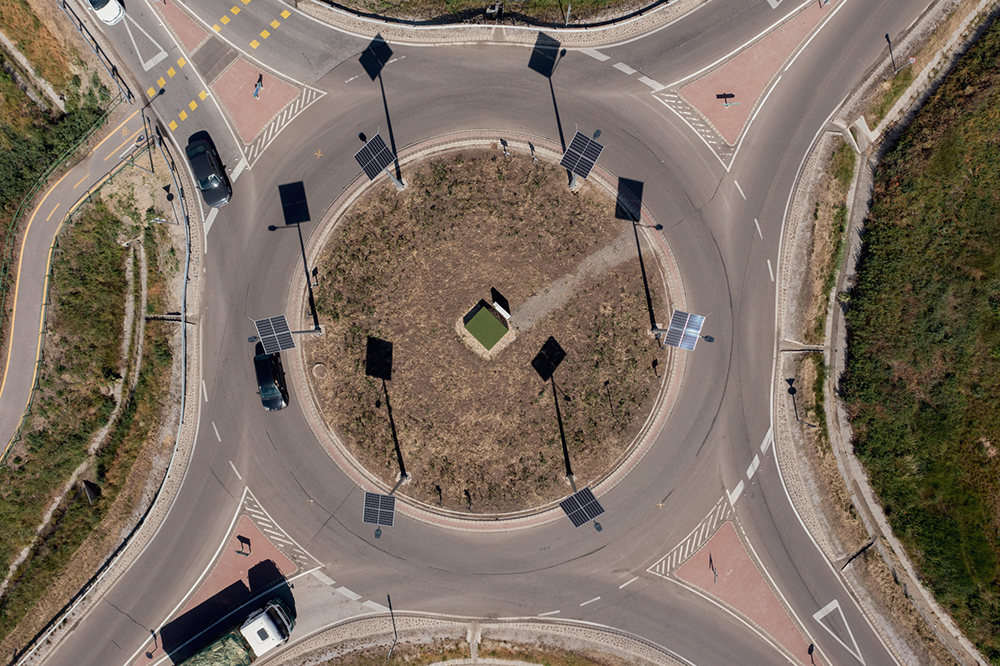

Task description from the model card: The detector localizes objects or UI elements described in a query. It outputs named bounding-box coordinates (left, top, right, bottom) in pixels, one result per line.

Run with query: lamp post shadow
left=360, top=35, right=403, bottom=182
left=529, top=32, right=569, bottom=180
left=615, top=177, right=659, bottom=331
left=531, top=336, right=575, bottom=490
left=366, top=336, right=409, bottom=483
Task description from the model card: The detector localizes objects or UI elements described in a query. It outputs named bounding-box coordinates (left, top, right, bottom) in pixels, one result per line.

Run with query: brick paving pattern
left=132, top=515, right=296, bottom=666
left=677, top=521, right=823, bottom=666
left=156, top=0, right=210, bottom=54
left=211, top=58, right=298, bottom=143
left=681, top=2, right=832, bottom=145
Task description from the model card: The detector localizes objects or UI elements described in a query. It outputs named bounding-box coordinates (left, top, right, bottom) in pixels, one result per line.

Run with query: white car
left=87, top=0, right=124, bottom=25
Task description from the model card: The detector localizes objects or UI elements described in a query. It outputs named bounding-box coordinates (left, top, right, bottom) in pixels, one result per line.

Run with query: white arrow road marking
left=122, top=14, right=167, bottom=71
left=813, top=599, right=866, bottom=665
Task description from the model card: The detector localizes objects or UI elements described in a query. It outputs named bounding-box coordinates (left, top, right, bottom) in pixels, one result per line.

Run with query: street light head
left=157, top=87, right=165, bottom=96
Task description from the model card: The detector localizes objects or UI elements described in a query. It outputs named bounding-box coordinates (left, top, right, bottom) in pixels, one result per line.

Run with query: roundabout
left=292, top=136, right=685, bottom=523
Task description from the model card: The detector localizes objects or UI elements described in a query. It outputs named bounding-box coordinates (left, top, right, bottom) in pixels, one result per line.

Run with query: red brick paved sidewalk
left=681, top=2, right=834, bottom=145
left=677, top=521, right=823, bottom=666
left=132, top=516, right=296, bottom=666
left=156, top=0, right=210, bottom=54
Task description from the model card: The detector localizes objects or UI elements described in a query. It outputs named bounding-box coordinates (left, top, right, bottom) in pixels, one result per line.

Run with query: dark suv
left=253, top=343, right=288, bottom=411
left=185, top=135, right=232, bottom=208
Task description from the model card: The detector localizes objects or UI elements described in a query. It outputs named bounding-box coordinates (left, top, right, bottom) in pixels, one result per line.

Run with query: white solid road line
left=228, top=461, right=242, bottom=480
left=580, top=596, right=601, bottom=606
left=734, top=180, right=746, bottom=199
left=754, top=218, right=763, bottom=239
left=580, top=48, right=610, bottom=61
left=767, top=259, right=774, bottom=282
left=619, top=576, right=638, bottom=589
left=538, top=610, right=561, bottom=616
left=204, top=208, right=219, bottom=238
left=212, top=421, right=221, bottom=442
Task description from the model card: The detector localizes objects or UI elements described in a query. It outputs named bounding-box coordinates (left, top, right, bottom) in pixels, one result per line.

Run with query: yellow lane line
left=91, top=108, right=141, bottom=154
left=45, top=203, right=61, bottom=222
left=73, top=173, right=90, bottom=189
left=0, top=168, right=73, bottom=454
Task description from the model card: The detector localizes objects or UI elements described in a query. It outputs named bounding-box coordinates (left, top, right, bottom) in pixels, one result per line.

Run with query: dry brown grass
left=0, top=0, right=77, bottom=92
left=307, top=150, right=666, bottom=513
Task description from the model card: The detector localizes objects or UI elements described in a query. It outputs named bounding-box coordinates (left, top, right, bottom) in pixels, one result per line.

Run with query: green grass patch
left=842, top=17, right=1000, bottom=661
left=868, top=65, right=915, bottom=127
left=465, top=305, right=507, bottom=350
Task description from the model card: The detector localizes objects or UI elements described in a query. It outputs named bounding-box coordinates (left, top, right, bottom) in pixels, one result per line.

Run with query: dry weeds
left=307, top=150, right=666, bottom=513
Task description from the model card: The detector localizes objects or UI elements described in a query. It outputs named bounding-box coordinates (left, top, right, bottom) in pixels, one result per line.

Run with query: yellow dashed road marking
left=157, top=76, right=166, bottom=87
left=199, top=90, right=208, bottom=100
left=250, top=39, right=260, bottom=48
left=167, top=67, right=176, bottom=77
left=280, top=9, right=290, bottom=17
left=147, top=86, right=156, bottom=98
left=105, top=129, right=143, bottom=161
left=179, top=110, right=188, bottom=121
left=231, top=5, right=240, bottom=13
left=46, top=203, right=61, bottom=222
left=260, top=29, right=270, bottom=39
left=189, top=100, right=198, bottom=111
left=213, top=24, right=221, bottom=31
left=73, top=173, right=90, bottom=189
left=271, top=19, right=280, bottom=28
left=178, top=57, right=186, bottom=68
left=169, top=120, right=178, bottom=131
left=221, top=15, right=230, bottom=24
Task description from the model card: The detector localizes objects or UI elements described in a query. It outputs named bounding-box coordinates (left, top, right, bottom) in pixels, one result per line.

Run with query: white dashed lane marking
left=612, top=62, right=637, bottom=75
left=581, top=48, right=610, bottom=61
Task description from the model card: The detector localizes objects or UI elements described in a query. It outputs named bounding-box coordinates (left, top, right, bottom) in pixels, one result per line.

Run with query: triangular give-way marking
left=122, top=13, right=167, bottom=71
left=813, top=599, right=865, bottom=665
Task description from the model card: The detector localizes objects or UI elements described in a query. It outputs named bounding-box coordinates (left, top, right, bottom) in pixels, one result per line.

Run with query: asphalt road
left=22, top=0, right=937, bottom=665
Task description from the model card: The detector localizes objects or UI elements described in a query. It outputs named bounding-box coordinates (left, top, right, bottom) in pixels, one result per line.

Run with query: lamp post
left=141, top=88, right=165, bottom=174
left=885, top=33, right=897, bottom=71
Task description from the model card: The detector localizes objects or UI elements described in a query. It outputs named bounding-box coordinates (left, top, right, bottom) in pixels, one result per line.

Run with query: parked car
left=87, top=0, right=124, bottom=25
left=254, top=343, right=288, bottom=411
left=185, top=136, right=232, bottom=208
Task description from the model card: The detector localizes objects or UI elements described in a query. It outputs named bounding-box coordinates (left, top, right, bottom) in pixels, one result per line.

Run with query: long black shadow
left=382, top=378, right=407, bottom=479
left=528, top=33, right=567, bottom=153
left=360, top=36, right=401, bottom=179
left=551, top=376, right=572, bottom=478
left=160, top=560, right=295, bottom=661
left=297, top=223, right=319, bottom=330
left=616, top=177, right=657, bottom=330
left=549, top=77, right=566, bottom=152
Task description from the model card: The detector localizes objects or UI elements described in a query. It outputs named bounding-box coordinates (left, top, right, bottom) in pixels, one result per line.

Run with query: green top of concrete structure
left=465, top=307, right=508, bottom=350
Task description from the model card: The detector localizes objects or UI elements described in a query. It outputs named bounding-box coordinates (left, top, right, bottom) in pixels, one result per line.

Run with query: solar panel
left=559, top=487, right=605, bottom=528
left=662, top=311, right=706, bottom=351
left=354, top=134, right=396, bottom=181
left=254, top=315, right=295, bottom=355
left=362, top=492, right=396, bottom=527
left=560, top=132, right=605, bottom=179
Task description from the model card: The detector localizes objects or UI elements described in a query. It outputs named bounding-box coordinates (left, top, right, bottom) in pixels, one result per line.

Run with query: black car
left=185, top=137, right=232, bottom=208
left=254, top=343, right=288, bottom=411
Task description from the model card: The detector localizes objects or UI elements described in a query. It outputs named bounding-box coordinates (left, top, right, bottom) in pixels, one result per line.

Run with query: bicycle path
left=0, top=104, right=169, bottom=459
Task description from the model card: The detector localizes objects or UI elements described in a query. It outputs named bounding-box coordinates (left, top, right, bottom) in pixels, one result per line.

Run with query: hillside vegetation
left=842, top=16, right=1000, bottom=661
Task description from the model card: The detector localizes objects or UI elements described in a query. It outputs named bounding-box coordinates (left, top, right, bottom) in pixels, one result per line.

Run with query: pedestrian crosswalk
left=647, top=496, right=731, bottom=578
left=241, top=489, right=318, bottom=570
left=245, top=86, right=325, bottom=167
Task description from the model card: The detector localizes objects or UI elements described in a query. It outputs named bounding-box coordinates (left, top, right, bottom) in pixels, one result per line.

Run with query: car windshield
left=199, top=174, right=220, bottom=190
left=90, top=0, right=111, bottom=9
left=260, top=383, right=281, bottom=399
